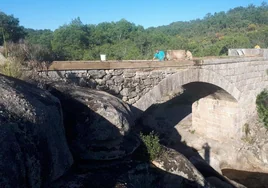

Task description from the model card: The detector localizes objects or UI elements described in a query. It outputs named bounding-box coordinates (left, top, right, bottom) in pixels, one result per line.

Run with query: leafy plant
left=243, top=123, right=250, bottom=136
left=256, top=89, right=268, bottom=129
left=140, top=131, right=162, bottom=161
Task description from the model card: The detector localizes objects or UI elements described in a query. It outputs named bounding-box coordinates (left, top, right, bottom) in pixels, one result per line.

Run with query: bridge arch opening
left=137, top=81, right=240, bottom=141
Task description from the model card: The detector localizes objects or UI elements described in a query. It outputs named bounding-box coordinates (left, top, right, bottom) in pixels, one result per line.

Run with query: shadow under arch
left=134, top=81, right=239, bottom=187
left=134, top=68, right=241, bottom=113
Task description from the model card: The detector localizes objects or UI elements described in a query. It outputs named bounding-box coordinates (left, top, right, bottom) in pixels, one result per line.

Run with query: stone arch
left=134, top=68, right=242, bottom=111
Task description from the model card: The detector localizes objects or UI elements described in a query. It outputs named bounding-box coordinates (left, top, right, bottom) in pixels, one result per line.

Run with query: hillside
left=1, top=3, right=268, bottom=61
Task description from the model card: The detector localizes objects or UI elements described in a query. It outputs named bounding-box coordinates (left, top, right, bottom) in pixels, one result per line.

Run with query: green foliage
left=25, top=29, right=53, bottom=50
left=140, top=132, right=162, bottom=161
left=0, top=11, right=25, bottom=45
left=2, top=3, right=268, bottom=61
left=243, top=123, right=250, bottom=136
left=51, top=19, right=88, bottom=60
left=256, top=89, right=268, bottom=129
left=189, top=129, right=196, bottom=134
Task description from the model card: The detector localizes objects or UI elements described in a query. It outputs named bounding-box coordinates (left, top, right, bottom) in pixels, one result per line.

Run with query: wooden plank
left=45, top=60, right=196, bottom=71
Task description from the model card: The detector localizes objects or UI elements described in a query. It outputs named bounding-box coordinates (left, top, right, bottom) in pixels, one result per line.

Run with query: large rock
left=49, top=84, right=140, bottom=160
left=152, top=147, right=206, bottom=187
left=0, top=74, right=73, bottom=188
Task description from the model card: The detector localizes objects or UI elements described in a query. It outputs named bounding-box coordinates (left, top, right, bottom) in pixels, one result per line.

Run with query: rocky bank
left=0, top=74, right=73, bottom=187
left=0, top=75, right=241, bottom=187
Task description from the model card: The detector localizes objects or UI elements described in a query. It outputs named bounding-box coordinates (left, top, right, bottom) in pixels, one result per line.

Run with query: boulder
left=49, top=84, right=140, bottom=160
left=152, top=147, right=206, bottom=187
left=0, top=74, right=73, bottom=188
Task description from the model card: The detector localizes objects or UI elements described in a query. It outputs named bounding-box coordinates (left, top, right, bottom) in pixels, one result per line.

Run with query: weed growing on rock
left=139, top=131, right=162, bottom=161
left=256, top=89, right=268, bottom=129
left=243, top=123, right=250, bottom=136
left=189, top=129, right=195, bottom=134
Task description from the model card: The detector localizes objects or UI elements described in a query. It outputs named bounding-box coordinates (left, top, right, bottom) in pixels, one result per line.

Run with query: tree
left=7, top=2, right=268, bottom=61
left=0, top=11, right=25, bottom=45
left=51, top=18, right=89, bottom=60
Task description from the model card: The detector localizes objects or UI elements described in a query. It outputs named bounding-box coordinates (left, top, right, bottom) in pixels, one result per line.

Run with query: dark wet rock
left=0, top=74, right=73, bottom=188
left=206, top=177, right=233, bottom=188
left=50, top=160, right=144, bottom=188
left=49, top=84, right=140, bottom=160
left=51, top=161, right=201, bottom=188
left=116, top=162, right=206, bottom=188
left=116, top=163, right=161, bottom=188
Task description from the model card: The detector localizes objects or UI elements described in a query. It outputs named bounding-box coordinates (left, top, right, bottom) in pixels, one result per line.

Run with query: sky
left=1, top=0, right=267, bottom=31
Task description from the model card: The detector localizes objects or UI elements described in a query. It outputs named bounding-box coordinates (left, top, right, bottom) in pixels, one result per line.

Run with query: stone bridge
left=40, top=49, right=268, bottom=141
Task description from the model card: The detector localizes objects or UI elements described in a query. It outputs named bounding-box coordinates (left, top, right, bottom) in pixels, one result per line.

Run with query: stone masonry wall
left=201, top=58, right=268, bottom=122
left=39, top=68, right=177, bottom=104
left=192, top=96, right=239, bottom=141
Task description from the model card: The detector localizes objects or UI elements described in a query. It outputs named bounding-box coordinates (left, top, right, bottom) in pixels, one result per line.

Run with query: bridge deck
left=42, top=56, right=265, bottom=71
left=45, top=60, right=196, bottom=71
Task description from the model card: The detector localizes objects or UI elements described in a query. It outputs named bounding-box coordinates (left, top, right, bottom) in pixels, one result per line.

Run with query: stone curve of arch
left=134, top=68, right=242, bottom=111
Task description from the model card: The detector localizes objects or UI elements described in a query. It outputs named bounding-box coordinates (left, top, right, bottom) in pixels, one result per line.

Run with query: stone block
left=95, top=79, right=105, bottom=85
left=135, top=84, right=145, bottom=92
left=128, top=98, right=136, bottom=104
left=96, top=85, right=108, bottom=91
left=128, top=91, right=138, bottom=99
left=150, top=71, right=162, bottom=78
left=109, top=85, right=121, bottom=94
left=87, top=70, right=106, bottom=79
left=135, top=72, right=149, bottom=79
left=123, top=71, right=136, bottom=78
left=113, top=76, right=124, bottom=83
left=65, top=72, right=77, bottom=78
left=112, top=70, right=123, bottom=76
left=104, top=74, right=112, bottom=80
left=106, top=79, right=114, bottom=85
left=143, top=78, right=152, bottom=86
left=120, top=88, right=129, bottom=96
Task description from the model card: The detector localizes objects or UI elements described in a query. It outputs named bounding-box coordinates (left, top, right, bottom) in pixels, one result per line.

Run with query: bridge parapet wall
left=39, top=68, right=179, bottom=104
left=228, top=49, right=268, bottom=59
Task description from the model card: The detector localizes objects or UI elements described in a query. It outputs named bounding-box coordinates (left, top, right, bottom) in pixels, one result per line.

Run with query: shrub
left=0, top=60, right=23, bottom=78
left=256, top=89, right=268, bottom=129
left=6, top=41, right=53, bottom=69
left=140, top=131, right=162, bottom=161
left=6, top=41, right=27, bottom=64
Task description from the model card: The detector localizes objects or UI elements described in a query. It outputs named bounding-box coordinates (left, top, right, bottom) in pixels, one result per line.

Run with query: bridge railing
left=38, top=56, right=266, bottom=72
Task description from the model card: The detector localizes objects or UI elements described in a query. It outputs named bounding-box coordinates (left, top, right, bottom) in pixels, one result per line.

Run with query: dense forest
left=1, top=2, right=268, bottom=62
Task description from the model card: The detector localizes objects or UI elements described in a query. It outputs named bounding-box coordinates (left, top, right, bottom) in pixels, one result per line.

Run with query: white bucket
left=100, top=54, right=106, bottom=61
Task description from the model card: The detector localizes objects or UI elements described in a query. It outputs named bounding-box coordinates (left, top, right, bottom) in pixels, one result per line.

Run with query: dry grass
left=0, top=59, right=23, bottom=78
